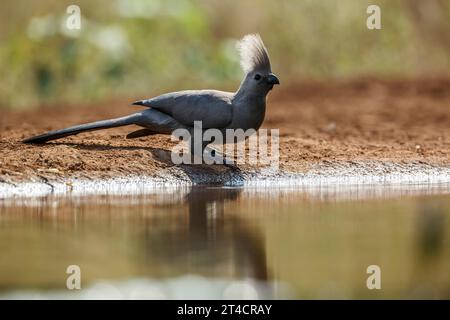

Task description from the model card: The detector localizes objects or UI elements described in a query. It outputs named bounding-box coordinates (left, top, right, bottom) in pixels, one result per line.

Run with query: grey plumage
left=23, top=34, right=279, bottom=158
left=135, top=90, right=234, bottom=129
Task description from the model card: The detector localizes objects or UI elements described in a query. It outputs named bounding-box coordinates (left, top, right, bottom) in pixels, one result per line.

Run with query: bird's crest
left=237, top=34, right=271, bottom=74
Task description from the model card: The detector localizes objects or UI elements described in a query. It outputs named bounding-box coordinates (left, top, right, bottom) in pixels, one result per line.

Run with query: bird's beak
left=266, top=73, right=280, bottom=85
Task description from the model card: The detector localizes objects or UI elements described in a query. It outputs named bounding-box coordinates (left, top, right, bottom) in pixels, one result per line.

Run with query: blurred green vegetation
left=0, top=0, right=450, bottom=109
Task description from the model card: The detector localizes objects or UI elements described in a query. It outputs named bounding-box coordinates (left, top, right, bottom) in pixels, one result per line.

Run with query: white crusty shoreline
left=1, top=161, right=450, bottom=199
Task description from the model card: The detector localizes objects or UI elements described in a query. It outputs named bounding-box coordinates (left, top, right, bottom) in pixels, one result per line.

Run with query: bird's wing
left=133, top=90, right=233, bottom=129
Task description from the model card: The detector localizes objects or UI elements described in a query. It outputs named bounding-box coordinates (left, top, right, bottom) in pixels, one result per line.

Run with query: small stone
left=324, top=122, right=337, bottom=133
left=37, top=168, right=61, bottom=174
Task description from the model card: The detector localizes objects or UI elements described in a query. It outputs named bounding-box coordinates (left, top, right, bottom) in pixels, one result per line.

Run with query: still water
left=1, top=184, right=450, bottom=299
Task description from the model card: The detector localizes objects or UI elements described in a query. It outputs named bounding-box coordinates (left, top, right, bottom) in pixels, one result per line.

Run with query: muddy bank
left=1, top=78, right=450, bottom=196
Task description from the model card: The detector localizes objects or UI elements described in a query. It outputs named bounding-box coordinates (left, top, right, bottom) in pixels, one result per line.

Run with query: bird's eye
left=254, top=74, right=261, bottom=81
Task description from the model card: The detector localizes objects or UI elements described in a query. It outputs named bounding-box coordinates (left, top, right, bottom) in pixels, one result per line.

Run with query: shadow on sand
left=53, top=141, right=245, bottom=185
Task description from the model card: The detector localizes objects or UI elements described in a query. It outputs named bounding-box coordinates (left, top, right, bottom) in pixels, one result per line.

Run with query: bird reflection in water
left=141, top=186, right=269, bottom=283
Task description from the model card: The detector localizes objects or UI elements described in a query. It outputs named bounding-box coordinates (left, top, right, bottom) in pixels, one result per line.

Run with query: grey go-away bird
left=23, top=34, right=279, bottom=160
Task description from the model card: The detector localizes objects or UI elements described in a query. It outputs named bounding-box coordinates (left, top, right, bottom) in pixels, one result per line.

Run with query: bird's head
left=237, top=34, right=280, bottom=96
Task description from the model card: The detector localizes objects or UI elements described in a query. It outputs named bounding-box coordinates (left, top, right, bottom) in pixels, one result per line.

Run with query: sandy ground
left=1, top=78, right=450, bottom=187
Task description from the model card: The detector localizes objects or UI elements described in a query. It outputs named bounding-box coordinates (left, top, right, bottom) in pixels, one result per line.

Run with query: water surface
left=1, top=184, right=450, bottom=299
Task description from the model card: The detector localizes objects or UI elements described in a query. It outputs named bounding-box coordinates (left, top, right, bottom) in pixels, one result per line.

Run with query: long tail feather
left=23, top=113, right=141, bottom=144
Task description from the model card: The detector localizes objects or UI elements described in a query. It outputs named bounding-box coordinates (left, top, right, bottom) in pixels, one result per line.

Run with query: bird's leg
left=218, top=145, right=240, bottom=164
left=189, top=138, right=236, bottom=165
left=203, top=146, right=226, bottom=165
left=203, top=145, right=240, bottom=166
left=188, top=138, right=204, bottom=165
